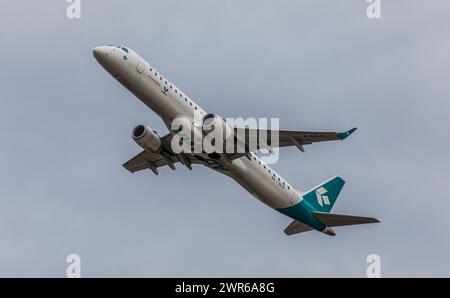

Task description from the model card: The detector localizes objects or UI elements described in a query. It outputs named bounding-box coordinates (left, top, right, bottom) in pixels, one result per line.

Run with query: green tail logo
left=315, top=187, right=331, bottom=207
left=303, top=176, right=345, bottom=213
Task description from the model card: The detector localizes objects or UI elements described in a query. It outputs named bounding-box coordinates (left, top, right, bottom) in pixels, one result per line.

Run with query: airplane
left=93, top=45, right=379, bottom=236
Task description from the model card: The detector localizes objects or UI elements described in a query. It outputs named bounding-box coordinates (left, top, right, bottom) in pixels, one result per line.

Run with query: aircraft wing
left=233, top=127, right=357, bottom=153
left=123, top=150, right=204, bottom=174
left=123, top=133, right=203, bottom=174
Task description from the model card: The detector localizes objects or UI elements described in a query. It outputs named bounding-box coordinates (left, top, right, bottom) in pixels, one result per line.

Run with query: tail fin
left=302, top=176, right=345, bottom=213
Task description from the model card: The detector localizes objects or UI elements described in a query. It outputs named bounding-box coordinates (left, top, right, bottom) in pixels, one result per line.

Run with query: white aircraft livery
left=93, top=45, right=379, bottom=236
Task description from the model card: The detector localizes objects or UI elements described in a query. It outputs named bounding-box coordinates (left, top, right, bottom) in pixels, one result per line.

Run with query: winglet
left=338, top=127, right=357, bottom=140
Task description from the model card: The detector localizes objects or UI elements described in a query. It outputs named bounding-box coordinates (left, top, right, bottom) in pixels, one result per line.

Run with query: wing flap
left=122, top=150, right=173, bottom=173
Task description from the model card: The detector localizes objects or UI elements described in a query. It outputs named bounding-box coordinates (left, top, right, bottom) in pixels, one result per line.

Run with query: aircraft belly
left=224, top=157, right=292, bottom=210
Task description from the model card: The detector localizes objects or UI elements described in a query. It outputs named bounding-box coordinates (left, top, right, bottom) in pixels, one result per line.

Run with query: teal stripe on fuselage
left=277, top=199, right=325, bottom=231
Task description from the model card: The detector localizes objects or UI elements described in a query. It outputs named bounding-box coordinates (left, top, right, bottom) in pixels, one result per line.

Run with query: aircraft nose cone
left=93, top=46, right=110, bottom=61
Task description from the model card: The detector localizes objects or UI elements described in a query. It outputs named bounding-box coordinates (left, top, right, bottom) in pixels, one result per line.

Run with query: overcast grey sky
left=1, top=0, right=449, bottom=277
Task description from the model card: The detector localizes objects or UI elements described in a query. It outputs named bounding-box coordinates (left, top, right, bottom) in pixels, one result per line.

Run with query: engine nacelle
left=132, top=125, right=162, bottom=152
left=202, top=113, right=233, bottom=141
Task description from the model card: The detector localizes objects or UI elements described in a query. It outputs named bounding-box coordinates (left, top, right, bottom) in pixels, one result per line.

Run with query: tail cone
left=322, top=227, right=336, bottom=236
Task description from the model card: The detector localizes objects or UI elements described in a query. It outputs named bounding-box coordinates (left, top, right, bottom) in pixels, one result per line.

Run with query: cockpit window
left=108, top=45, right=127, bottom=51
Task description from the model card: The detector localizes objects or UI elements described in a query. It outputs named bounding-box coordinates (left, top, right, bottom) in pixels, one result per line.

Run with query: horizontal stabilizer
left=313, top=212, right=380, bottom=227
left=284, top=220, right=314, bottom=235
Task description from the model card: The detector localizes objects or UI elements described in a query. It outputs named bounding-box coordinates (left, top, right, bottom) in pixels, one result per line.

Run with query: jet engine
left=132, top=124, right=162, bottom=152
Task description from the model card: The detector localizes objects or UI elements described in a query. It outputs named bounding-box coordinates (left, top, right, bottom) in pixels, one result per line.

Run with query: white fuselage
left=93, top=45, right=301, bottom=210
